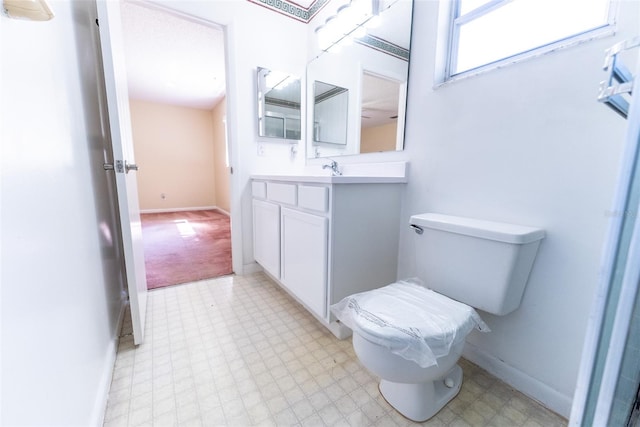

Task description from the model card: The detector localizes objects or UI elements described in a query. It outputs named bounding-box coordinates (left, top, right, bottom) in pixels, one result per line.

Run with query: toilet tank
left=409, top=213, right=545, bottom=316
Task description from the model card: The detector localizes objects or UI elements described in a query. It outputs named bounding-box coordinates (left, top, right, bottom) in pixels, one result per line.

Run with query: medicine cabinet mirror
left=306, top=0, right=413, bottom=158
left=256, top=67, right=302, bottom=140
left=313, top=81, right=348, bottom=146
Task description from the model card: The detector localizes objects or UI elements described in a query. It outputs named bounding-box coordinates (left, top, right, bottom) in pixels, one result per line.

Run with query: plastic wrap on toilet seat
left=331, top=279, right=490, bottom=368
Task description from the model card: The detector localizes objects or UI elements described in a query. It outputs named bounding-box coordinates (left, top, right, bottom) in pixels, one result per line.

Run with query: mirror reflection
left=257, top=67, right=301, bottom=140
left=313, top=81, right=348, bottom=145
left=360, top=72, right=403, bottom=153
left=307, top=0, right=413, bottom=158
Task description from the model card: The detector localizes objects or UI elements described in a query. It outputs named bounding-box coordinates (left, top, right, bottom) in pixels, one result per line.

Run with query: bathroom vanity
left=251, top=173, right=406, bottom=338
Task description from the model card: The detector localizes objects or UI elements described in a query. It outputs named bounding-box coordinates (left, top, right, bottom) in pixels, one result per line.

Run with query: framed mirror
left=256, top=67, right=301, bottom=140
left=306, top=0, right=413, bottom=158
left=313, top=81, right=348, bottom=145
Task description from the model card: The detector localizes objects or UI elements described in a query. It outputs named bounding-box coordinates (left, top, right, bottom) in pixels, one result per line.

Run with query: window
left=445, top=0, right=613, bottom=79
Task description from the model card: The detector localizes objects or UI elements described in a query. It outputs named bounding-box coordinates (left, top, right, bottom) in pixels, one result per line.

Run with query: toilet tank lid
left=410, top=213, right=545, bottom=244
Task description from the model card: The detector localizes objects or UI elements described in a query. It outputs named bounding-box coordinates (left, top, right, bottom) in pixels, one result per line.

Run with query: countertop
left=250, top=174, right=408, bottom=184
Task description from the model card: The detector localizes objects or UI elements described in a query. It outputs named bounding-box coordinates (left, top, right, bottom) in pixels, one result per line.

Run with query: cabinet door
left=253, top=199, right=280, bottom=278
left=281, top=207, right=328, bottom=318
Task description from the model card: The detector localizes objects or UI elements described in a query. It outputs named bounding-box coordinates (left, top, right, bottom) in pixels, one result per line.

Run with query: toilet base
left=379, top=364, right=463, bottom=422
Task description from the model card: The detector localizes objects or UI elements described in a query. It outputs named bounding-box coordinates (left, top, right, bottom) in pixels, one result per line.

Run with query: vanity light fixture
left=264, top=70, right=293, bottom=91
left=315, top=0, right=381, bottom=52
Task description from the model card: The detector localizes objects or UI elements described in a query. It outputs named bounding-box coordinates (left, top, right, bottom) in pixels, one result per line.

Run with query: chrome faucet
left=322, top=159, right=342, bottom=176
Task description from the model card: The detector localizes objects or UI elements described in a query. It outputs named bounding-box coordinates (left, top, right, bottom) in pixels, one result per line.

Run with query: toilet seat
left=354, top=287, right=473, bottom=344
left=332, top=279, right=489, bottom=368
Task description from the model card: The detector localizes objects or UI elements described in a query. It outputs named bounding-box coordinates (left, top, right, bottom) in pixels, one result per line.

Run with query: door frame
left=101, top=1, right=244, bottom=277
left=569, top=41, right=640, bottom=425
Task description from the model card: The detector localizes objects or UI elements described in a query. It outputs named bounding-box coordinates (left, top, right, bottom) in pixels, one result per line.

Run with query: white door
left=96, top=0, right=147, bottom=344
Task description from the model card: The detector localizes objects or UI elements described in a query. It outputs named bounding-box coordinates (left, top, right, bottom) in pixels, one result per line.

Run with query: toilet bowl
left=336, top=279, right=486, bottom=422
left=332, top=213, right=545, bottom=422
left=354, top=330, right=465, bottom=421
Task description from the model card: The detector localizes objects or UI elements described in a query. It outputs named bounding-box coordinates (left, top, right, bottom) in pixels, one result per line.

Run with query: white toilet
left=332, top=213, right=545, bottom=422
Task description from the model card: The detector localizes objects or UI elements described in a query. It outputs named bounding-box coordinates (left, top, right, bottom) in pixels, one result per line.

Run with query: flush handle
left=410, top=224, right=423, bottom=235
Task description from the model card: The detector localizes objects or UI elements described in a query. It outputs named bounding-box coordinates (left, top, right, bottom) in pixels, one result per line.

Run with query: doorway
left=120, top=2, right=233, bottom=289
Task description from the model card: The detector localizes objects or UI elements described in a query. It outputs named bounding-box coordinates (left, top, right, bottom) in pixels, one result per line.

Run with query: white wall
left=212, top=98, right=231, bottom=213
left=1, top=1, right=125, bottom=425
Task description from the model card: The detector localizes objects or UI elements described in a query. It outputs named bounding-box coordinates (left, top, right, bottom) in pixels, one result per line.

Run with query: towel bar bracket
left=599, top=36, right=640, bottom=119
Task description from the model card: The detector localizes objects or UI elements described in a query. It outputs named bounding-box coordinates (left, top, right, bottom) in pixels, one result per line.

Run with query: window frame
left=442, top=0, right=617, bottom=83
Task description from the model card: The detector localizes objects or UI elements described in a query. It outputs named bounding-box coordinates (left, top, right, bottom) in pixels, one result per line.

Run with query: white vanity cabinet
left=281, top=207, right=327, bottom=318
left=251, top=175, right=405, bottom=338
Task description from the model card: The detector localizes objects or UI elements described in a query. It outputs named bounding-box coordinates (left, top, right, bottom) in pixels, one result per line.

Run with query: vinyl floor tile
left=104, top=273, right=567, bottom=426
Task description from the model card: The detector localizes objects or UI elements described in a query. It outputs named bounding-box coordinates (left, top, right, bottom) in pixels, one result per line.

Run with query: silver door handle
left=103, top=160, right=137, bottom=173
left=125, top=161, right=139, bottom=173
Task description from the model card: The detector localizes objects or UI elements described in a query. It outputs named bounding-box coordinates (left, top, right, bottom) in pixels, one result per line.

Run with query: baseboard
left=140, top=206, right=219, bottom=214
left=215, top=207, right=230, bottom=216
left=90, top=301, right=126, bottom=427
left=241, top=262, right=263, bottom=275
left=462, top=342, right=572, bottom=419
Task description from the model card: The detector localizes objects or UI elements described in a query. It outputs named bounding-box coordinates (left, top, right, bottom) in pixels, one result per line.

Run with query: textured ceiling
left=120, top=1, right=226, bottom=110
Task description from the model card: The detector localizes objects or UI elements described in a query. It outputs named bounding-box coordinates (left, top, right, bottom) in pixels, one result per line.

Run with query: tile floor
left=103, top=273, right=567, bottom=426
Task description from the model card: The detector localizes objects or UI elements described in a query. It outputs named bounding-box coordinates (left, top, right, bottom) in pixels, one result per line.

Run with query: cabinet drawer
left=252, top=181, right=267, bottom=199
left=298, top=185, right=329, bottom=213
left=267, top=182, right=297, bottom=205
